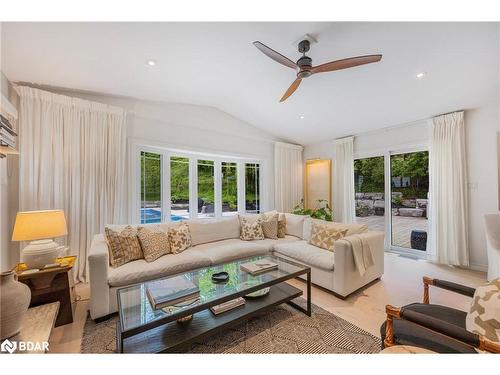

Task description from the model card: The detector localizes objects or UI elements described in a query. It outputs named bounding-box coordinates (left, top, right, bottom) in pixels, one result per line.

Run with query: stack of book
left=240, top=260, right=278, bottom=275
left=145, top=275, right=200, bottom=310
left=210, top=297, right=246, bottom=315
left=0, top=114, right=17, bottom=150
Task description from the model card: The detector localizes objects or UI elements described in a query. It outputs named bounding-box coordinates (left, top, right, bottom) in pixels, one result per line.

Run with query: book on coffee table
left=240, top=260, right=278, bottom=275
left=210, top=297, right=246, bottom=315
left=146, top=275, right=199, bottom=310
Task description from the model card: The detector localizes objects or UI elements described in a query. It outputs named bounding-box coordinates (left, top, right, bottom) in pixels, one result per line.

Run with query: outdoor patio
left=355, top=215, right=428, bottom=249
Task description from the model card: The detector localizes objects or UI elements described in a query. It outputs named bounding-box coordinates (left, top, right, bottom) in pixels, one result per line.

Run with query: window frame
left=132, top=143, right=264, bottom=223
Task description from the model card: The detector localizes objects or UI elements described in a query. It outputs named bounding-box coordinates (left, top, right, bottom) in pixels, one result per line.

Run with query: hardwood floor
left=48, top=252, right=486, bottom=353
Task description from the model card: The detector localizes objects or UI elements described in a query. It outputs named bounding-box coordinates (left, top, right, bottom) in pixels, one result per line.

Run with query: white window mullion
left=237, top=162, right=245, bottom=214
left=384, top=152, right=391, bottom=250
left=189, top=158, right=198, bottom=219
left=214, top=160, right=222, bottom=218
left=163, top=152, right=171, bottom=222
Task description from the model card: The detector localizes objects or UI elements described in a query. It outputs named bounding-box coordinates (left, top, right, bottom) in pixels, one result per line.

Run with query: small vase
left=0, top=271, right=31, bottom=340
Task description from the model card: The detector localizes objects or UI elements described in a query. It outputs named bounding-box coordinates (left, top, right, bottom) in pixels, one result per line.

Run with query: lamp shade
left=12, top=210, right=67, bottom=241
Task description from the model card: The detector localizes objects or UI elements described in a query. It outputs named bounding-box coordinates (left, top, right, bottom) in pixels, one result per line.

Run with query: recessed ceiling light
left=146, top=59, right=157, bottom=66
left=416, top=72, right=426, bottom=79
left=300, top=115, right=305, bottom=119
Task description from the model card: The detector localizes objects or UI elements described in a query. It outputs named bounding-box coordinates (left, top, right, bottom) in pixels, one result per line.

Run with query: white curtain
left=17, top=86, right=127, bottom=281
left=274, top=142, right=303, bottom=213
left=428, top=111, right=469, bottom=266
left=333, top=136, right=355, bottom=223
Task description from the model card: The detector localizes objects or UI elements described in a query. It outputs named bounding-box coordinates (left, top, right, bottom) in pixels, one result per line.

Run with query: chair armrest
left=423, top=276, right=476, bottom=303
left=401, top=307, right=479, bottom=347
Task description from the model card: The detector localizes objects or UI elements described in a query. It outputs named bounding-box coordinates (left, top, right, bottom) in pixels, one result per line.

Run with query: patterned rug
left=81, top=300, right=381, bottom=354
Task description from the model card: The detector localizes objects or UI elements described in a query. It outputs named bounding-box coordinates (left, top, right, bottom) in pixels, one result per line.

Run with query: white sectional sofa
left=88, top=214, right=384, bottom=320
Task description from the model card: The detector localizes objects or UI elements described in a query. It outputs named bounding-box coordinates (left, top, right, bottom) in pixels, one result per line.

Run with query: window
left=390, top=151, right=429, bottom=250
left=197, top=159, right=215, bottom=218
left=354, top=156, right=385, bottom=232
left=245, top=163, right=260, bottom=213
left=170, top=156, right=190, bottom=220
left=140, top=151, right=162, bottom=224
left=137, top=147, right=262, bottom=222
left=222, top=162, right=238, bottom=216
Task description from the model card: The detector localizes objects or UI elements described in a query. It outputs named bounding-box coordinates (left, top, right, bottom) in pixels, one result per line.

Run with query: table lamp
left=12, top=210, right=68, bottom=269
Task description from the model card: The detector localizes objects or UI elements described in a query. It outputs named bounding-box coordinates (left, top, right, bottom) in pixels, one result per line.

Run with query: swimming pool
left=140, top=208, right=184, bottom=223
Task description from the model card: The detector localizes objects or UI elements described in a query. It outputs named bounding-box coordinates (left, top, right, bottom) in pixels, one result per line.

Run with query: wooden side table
left=13, top=256, right=76, bottom=327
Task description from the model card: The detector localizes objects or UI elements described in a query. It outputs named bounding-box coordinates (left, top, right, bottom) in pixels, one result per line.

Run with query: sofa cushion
left=273, top=240, right=335, bottom=271
left=187, top=216, right=240, bottom=246
left=240, top=217, right=265, bottom=241
left=309, top=223, right=348, bottom=251
left=107, top=248, right=211, bottom=287
left=105, top=226, right=144, bottom=268
left=261, top=213, right=279, bottom=239
left=250, top=235, right=301, bottom=247
left=302, top=218, right=368, bottom=241
left=284, top=213, right=309, bottom=238
left=137, top=225, right=171, bottom=262
left=168, top=222, right=192, bottom=254
left=192, top=239, right=271, bottom=264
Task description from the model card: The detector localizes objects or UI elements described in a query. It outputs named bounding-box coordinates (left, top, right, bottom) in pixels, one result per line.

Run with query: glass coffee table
left=116, top=254, right=311, bottom=353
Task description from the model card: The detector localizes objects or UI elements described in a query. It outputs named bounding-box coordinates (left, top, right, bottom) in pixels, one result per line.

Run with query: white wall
left=44, top=88, right=280, bottom=221
left=304, top=104, right=499, bottom=272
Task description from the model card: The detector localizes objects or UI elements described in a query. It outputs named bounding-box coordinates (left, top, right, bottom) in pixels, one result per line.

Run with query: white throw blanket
left=344, top=234, right=374, bottom=276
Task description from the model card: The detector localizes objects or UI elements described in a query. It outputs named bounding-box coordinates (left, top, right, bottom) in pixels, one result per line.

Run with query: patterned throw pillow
left=168, top=222, right=192, bottom=254
left=137, top=226, right=171, bottom=262
left=466, top=278, right=500, bottom=342
left=277, top=215, right=287, bottom=238
left=105, top=225, right=144, bottom=268
left=308, top=222, right=348, bottom=251
left=240, top=217, right=265, bottom=241
left=261, top=213, right=278, bottom=239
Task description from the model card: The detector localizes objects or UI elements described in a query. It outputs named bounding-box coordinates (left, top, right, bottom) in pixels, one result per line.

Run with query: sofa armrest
left=332, top=231, right=385, bottom=297
left=88, top=234, right=111, bottom=320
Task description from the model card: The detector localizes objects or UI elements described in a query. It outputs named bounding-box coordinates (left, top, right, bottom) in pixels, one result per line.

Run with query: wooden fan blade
left=280, top=78, right=302, bottom=102
left=311, top=54, right=382, bottom=74
left=253, top=41, right=298, bottom=70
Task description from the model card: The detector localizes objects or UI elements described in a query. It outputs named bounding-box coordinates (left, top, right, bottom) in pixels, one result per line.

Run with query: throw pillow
left=261, top=213, right=279, bottom=239
left=137, top=226, right=171, bottom=262
left=284, top=213, right=308, bottom=238
left=240, top=217, right=265, bottom=241
left=105, top=225, right=144, bottom=268
left=466, top=278, right=500, bottom=342
left=168, top=222, right=192, bottom=254
left=308, top=222, right=348, bottom=251
left=277, top=215, right=287, bottom=238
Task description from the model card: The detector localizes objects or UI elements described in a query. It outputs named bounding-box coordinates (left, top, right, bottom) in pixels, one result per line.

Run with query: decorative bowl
left=211, top=271, right=229, bottom=283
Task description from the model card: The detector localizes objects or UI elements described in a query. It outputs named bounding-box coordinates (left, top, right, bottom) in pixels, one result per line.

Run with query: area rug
left=81, top=300, right=381, bottom=354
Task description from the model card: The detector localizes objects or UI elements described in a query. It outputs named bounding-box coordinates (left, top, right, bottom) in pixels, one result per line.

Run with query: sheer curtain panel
left=333, top=136, right=355, bottom=223
left=16, top=86, right=127, bottom=281
left=274, top=142, right=303, bottom=213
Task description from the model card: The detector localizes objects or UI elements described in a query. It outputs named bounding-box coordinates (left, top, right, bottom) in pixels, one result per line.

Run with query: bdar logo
left=1, top=339, right=17, bottom=354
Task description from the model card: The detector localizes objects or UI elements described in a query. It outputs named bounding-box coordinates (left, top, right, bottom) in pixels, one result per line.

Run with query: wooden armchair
left=380, top=276, right=500, bottom=353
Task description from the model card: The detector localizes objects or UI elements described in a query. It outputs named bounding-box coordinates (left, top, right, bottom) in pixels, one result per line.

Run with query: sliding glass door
left=140, top=151, right=162, bottom=224
left=354, top=148, right=429, bottom=255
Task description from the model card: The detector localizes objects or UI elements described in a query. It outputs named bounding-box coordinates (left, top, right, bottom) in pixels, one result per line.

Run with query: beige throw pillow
left=308, top=222, right=348, bottom=251
left=168, top=222, right=192, bottom=254
left=137, top=226, right=171, bottom=262
left=277, top=216, right=287, bottom=238
left=261, top=213, right=279, bottom=239
left=466, top=278, right=500, bottom=342
left=105, top=225, right=144, bottom=268
left=240, top=217, right=265, bottom=241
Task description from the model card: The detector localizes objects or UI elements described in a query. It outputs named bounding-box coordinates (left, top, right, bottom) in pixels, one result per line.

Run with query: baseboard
left=467, top=263, right=488, bottom=272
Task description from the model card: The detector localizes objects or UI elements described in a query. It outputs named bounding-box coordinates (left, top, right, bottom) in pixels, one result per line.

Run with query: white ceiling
left=2, top=22, right=499, bottom=145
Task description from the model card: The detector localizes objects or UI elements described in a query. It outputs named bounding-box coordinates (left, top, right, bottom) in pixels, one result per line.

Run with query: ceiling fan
left=253, top=39, right=382, bottom=102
